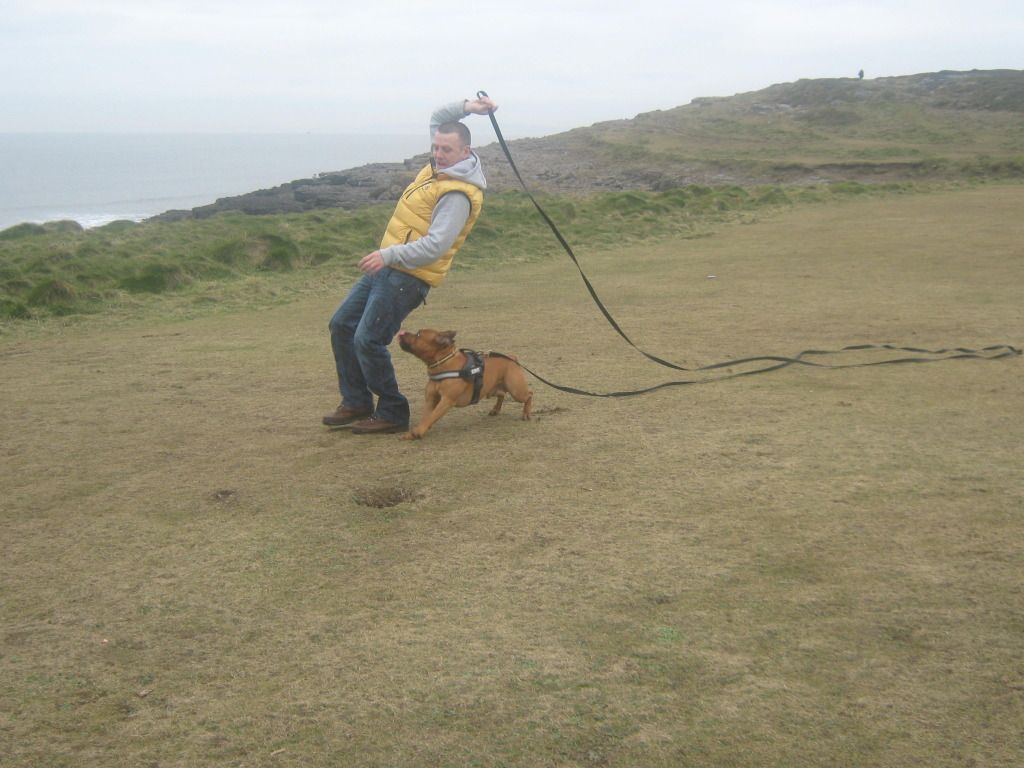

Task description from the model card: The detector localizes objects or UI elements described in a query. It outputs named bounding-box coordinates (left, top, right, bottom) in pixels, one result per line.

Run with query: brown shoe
left=322, top=405, right=372, bottom=427
left=351, top=418, right=408, bottom=435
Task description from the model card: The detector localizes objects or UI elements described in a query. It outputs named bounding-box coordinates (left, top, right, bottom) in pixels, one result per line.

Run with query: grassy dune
left=1, top=186, right=1022, bottom=766
left=0, top=183, right=915, bottom=321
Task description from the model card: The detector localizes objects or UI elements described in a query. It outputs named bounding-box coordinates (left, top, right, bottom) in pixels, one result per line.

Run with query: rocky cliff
left=151, top=69, right=1024, bottom=222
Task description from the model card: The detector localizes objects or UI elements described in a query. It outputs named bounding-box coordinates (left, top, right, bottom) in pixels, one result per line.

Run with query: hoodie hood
left=436, top=150, right=487, bottom=191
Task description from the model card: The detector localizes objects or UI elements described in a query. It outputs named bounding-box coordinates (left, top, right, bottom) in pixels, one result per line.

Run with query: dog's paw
left=401, top=430, right=423, bottom=441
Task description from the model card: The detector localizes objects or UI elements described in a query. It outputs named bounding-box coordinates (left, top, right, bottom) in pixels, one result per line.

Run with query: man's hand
left=359, top=251, right=385, bottom=274
left=464, top=96, right=497, bottom=115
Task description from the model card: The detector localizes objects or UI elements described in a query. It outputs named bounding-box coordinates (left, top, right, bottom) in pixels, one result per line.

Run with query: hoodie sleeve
left=379, top=192, right=472, bottom=270
left=430, top=101, right=469, bottom=139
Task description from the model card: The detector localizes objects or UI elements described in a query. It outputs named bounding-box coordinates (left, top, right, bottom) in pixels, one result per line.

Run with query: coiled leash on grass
left=476, top=91, right=1021, bottom=397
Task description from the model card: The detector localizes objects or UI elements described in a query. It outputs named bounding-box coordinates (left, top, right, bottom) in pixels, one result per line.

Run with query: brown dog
left=397, top=328, right=533, bottom=439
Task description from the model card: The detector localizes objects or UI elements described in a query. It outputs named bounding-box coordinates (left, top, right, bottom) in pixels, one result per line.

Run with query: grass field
left=1, top=186, right=1022, bottom=766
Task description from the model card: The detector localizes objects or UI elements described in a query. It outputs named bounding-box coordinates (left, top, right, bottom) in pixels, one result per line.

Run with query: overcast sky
left=3, top=0, right=1021, bottom=138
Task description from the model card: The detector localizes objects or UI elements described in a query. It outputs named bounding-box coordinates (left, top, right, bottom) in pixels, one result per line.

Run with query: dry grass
left=2, top=186, right=1022, bottom=767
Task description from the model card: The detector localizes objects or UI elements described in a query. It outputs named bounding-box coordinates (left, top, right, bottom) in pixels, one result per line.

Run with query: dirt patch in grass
left=1, top=186, right=1022, bottom=767
left=352, top=485, right=422, bottom=509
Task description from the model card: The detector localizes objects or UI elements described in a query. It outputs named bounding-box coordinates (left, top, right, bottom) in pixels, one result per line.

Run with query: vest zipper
left=403, top=176, right=436, bottom=200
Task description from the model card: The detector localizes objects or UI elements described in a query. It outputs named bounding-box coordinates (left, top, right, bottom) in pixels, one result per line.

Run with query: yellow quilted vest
left=380, top=163, right=484, bottom=287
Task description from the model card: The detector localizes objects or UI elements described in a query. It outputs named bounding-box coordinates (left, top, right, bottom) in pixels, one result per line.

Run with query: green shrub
left=0, top=223, right=48, bottom=241
left=715, top=186, right=752, bottom=208
left=657, top=189, right=690, bottom=208
left=76, top=240, right=107, bottom=259
left=120, top=263, right=192, bottom=294
left=258, top=234, right=304, bottom=271
left=596, top=192, right=666, bottom=216
left=829, top=181, right=869, bottom=195
left=756, top=187, right=792, bottom=205
left=211, top=238, right=257, bottom=267
left=97, top=220, right=139, bottom=234
left=212, top=234, right=303, bottom=271
left=0, top=299, right=31, bottom=319
left=26, top=278, right=78, bottom=307
left=42, top=220, right=85, bottom=234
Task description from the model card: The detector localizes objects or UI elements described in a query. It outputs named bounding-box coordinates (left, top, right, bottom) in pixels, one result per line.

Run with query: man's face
left=432, top=131, right=471, bottom=170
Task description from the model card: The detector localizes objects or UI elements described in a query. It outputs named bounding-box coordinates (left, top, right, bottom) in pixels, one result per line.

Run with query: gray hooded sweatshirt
left=379, top=101, right=488, bottom=272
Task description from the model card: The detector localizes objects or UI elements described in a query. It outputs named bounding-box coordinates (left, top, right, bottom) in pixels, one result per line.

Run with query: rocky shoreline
left=150, top=69, right=1024, bottom=223
left=147, top=138, right=926, bottom=224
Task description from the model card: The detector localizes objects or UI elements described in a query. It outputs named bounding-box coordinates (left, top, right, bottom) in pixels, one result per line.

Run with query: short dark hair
left=437, top=121, right=471, bottom=147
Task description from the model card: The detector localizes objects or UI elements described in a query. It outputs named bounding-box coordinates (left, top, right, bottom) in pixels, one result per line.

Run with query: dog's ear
left=439, top=330, right=457, bottom=346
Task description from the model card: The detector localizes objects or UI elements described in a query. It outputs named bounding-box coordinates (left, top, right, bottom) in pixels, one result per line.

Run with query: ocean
left=0, top=133, right=428, bottom=230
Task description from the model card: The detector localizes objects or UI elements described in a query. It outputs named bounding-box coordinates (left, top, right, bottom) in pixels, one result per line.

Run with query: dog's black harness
left=429, top=349, right=486, bottom=404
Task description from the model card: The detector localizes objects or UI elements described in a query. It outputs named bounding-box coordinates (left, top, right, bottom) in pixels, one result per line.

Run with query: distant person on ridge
left=323, top=95, right=497, bottom=434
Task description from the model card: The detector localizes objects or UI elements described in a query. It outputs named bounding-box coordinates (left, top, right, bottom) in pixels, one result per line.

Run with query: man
left=323, top=95, right=497, bottom=434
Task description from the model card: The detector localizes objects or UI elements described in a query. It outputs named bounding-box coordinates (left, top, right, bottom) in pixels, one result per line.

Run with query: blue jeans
left=328, top=268, right=429, bottom=425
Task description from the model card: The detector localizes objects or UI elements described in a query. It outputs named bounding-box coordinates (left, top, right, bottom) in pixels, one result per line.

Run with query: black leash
left=514, top=344, right=1021, bottom=398
left=476, top=92, right=1021, bottom=397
